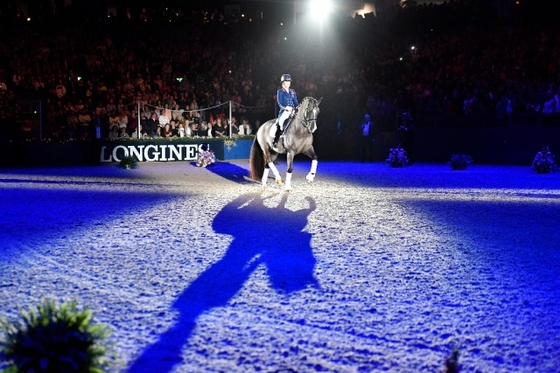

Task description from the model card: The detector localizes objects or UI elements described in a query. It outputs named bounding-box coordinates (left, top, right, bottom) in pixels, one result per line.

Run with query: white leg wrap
left=261, top=168, right=270, bottom=186
left=285, top=172, right=293, bottom=191
left=306, top=159, right=318, bottom=183
left=268, top=162, right=282, bottom=184
left=310, top=159, right=318, bottom=175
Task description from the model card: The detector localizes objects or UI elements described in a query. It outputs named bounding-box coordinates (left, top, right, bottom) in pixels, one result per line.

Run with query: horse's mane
left=298, top=96, right=318, bottom=111
left=301, top=96, right=317, bottom=104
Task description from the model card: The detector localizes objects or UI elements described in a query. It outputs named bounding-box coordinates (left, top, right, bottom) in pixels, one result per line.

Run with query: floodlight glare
left=309, top=0, right=333, bottom=20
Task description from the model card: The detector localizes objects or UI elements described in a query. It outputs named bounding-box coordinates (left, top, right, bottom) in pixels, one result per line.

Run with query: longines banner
left=100, top=142, right=210, bottom=163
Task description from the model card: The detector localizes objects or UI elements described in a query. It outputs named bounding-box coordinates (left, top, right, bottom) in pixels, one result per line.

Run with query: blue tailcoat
left=277, top=87, right=299, bottom=120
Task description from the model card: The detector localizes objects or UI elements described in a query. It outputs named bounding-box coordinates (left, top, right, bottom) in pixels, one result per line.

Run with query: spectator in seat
left=144, top=112, right=159, bottom=137
left=197, top=120, right=209, bottom=137
left=238, top=118, right=252, bottom=136
left=212, top=117, right=226, bottom=138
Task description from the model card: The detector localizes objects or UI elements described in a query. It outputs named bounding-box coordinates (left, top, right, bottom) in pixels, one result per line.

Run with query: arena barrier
left=99, top=138, right=255, bottom=163
left=3, top=125, right=560, bottom=167
left=1, top=137, right=255, bottom=167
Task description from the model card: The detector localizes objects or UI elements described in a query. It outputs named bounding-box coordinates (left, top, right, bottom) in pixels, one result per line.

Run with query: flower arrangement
left=531, top=145, right=556, bottom=174
left=196, top=144, right=217, bottom=168
left=0, top=298, right=113, bottom=373
left=118, top=155, right=139, bottom=169
left=386, top=147, right=410, bottom=167
left=450, top=153, right=473, bottom=170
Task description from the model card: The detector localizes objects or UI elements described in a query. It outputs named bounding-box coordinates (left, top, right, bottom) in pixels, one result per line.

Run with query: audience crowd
left=0, top=0, right=558, bottom=142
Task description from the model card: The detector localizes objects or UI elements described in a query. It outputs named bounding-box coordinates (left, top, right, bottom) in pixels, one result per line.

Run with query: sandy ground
left=1, top=159, right=559, bottom=373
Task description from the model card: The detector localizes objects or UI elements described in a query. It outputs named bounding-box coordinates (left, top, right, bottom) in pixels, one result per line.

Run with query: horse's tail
left=249, top=135, right=265, bottom=181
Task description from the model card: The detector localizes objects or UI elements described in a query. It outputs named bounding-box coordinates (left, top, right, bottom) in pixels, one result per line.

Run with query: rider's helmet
left=280, top=73, right=292, bottom=83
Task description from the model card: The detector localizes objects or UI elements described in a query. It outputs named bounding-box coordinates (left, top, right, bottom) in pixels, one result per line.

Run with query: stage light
left=309, top=0, right=333, bottom=21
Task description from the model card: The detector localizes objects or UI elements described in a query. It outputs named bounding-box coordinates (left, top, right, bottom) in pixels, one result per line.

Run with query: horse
left=249, top=96, right=322, bottom=191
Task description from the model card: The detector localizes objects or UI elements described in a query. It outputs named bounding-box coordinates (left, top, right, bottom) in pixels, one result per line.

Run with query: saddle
left=272, top=115, right=293, bottom=147
left=272, top=112, right=295, bottom=148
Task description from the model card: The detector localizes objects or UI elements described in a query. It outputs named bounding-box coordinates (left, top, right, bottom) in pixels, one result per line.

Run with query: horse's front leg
left=306, top=159, right=318, bottom=183
left=303, top=149, right=318, bottom=184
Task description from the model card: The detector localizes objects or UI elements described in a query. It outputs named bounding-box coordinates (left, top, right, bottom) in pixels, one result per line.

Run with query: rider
left=274, top=73, right=299, bottom=146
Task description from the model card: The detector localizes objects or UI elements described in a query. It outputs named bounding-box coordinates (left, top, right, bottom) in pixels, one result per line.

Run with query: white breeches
left=278, top=108, right=292, bottom=130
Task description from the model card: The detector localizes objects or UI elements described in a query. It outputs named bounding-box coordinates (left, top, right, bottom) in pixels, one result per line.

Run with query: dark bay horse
left=249, top=96, right=321, bottom=191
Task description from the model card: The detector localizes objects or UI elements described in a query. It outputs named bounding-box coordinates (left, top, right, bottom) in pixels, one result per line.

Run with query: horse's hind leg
left=262, top=151, right=282, bottom=187
left=261, top=167, right=270, bottom=187
left=267, top=161, right=283, bottom=185
left=284, top=152, right=295, bottom=192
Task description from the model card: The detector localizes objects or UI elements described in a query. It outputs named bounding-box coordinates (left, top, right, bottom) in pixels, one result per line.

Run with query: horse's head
left=300, top=97, right=322, bottom=133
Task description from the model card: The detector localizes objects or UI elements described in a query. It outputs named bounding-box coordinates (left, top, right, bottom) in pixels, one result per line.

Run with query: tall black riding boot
left=273, top=126, right=282, bottom=146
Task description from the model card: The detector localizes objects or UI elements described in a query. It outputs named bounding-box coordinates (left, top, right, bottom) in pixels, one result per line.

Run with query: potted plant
left=385, top=147, right=410, bottom=167
left=531, top=146, right=556, bottom=174
left=118, top=155, right=138, bottom=169
left=449, top=153, right=473, bottom=170
left=0, top=298, right=113, bottom=372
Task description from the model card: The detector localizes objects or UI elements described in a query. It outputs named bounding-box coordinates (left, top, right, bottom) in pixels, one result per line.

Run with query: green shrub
left=0, top=298, right=112, bottom=373
left=118, top=155, right=138, bottom=169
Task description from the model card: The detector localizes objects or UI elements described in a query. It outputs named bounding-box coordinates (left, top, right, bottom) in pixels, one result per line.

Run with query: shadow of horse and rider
left=127, top=193, right=319, bottom=373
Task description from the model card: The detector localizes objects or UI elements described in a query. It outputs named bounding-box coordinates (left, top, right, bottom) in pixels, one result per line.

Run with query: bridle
left=295, top=97, right=320, bottom=133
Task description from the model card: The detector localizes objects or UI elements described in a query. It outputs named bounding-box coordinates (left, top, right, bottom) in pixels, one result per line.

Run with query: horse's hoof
left=275, top=178, right=283, bottom=185
left=306, top=175, right=315, bottom=184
